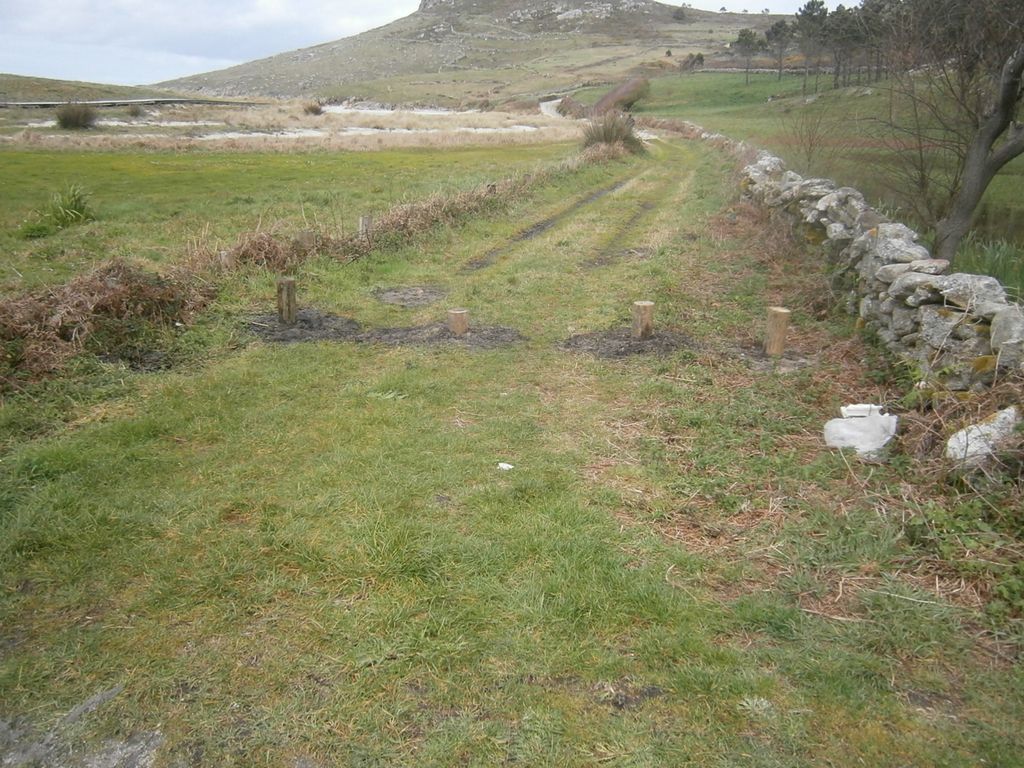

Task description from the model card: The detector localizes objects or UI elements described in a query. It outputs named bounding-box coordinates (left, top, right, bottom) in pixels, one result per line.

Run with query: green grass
left=0, top=144, right=573, bottom=291
left=608, top=71, right=1024, bottom=289
left=1, top=139, right=1022, bottom=765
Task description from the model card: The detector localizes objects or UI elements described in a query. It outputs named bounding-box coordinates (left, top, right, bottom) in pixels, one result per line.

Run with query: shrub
left=46, top=184, right=94, bottom=229
left=303, top=102, right=324, bottom=116
left=582, top=111, right=645, bottom=155
left=17, top=184, right=94, bottom=239
left=126, top=103, right=146, bottom=118
left=592, top=77, right=651, bottom=117
left=55, top=103, right=97, bottom=129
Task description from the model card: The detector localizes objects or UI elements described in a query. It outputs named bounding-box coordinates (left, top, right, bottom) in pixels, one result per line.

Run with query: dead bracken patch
left=561, top=328, right=694, bottom=358
left=0, top=260, right=211, bottom=386
left=373, top=286, right=447, bottom=307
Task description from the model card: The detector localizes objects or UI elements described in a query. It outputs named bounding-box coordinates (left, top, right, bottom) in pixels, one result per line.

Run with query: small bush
left=55, top=103, right=97, bottom=129
left=17, top=184, right=94, bottom=239
left=47, top=184, right=94, bottom=228
left=126, top=103, right=146, bottom=118
left=582, top=111, right=646, bottom=155
left=303, top=102, right=324, bottom=116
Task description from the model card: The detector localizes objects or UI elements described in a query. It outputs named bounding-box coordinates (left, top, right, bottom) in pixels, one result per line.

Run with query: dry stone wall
left=739, top=149, right=1023, bottom=392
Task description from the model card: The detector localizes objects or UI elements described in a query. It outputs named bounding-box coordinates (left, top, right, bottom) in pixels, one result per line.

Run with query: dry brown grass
left=0, top=261, right=211, bottom=385
left=3, top=102, right=582, bottom=153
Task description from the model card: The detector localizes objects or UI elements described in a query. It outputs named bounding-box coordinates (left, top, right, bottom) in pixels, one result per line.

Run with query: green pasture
left=0, top=144, right=572, bottom=291
left=617, top=71, right=1024, bottom=285
left=1, top=137, right=1022, bottom=766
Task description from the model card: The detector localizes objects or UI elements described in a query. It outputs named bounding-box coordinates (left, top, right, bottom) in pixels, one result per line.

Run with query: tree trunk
left=933, top=44, right=1024, bottom=262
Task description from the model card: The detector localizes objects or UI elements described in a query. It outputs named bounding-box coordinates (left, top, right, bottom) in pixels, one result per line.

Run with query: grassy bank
left=579, top=72, right=1024, bottom=292
left=1, top=138, right=1021, bottom=766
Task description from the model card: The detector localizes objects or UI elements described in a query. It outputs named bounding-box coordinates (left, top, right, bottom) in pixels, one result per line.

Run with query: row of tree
left=728, top=0, right=1023, bottom=262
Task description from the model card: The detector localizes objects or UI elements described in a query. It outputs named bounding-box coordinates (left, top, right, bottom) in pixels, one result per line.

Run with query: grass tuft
left=582, top=111, right=646, bottom=155
left=17, top=183, right=94, bottom=239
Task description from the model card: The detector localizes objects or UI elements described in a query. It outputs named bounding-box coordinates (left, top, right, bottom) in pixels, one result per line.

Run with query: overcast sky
left=0, top=1, right=834, bottom=86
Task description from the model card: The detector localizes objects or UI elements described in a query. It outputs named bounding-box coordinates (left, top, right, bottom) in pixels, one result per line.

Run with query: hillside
left=0, top=73, right=178, bottom=103
left=160, top=0, right=783, bottom=105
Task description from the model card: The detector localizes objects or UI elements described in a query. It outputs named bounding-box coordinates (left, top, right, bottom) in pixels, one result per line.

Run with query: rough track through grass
left=1, top=139, right=1021, bottom=767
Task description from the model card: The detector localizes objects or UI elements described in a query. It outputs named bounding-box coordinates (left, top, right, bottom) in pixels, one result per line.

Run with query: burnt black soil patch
left=249, top=311, right=524, bottom=350
left=357, top=323, right=525, bottom=350
left=582, top=246, right=654, bottom=270
left=249, top=310, right=361, bottom=343
left=97, top=347, right=172, bottom=372
left=561, top=328, right=693, bottom=358
left=462, top=180, right=628, bottom=272
left=373, top=286, right=447, bottom=307
left=600, top=682, right=666, bottom=711
left=729, top=341, right=815, bottom=373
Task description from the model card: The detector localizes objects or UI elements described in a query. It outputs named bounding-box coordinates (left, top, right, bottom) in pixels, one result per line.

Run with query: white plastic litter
left=824, top=404, right=898, bottom=460
left=497, top=462, right=515, bottom=471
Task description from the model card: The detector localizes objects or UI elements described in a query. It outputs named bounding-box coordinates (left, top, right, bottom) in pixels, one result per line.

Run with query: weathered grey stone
left=918, top=305, right=968, bottom=350
left=990, top=305, right=1024, bottom=349
left=936, top=273, right=1007, bottom=316
left=945, top=406, right=1021, bottom=468
left=907, top=258, right=949, bottom=275
left=876, top=237, right=931, bottom=264
left=888, top=272, right=940, bottom=299
left=875, top=263, right=913, bottom=283
left=996, top=338, right=1024, bottom=370
left=890, top=306, right=919, bottom=337
left=826, top=222, right=852, bottom=241
left=876, top=222, right=920, bottom=241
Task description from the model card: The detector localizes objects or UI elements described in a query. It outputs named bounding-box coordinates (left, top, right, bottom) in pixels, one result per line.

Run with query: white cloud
left=0, top=0, right=419, bottom=84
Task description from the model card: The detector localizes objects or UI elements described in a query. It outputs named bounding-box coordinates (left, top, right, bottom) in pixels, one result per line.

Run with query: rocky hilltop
left=160, top=1, right=778, bottom=104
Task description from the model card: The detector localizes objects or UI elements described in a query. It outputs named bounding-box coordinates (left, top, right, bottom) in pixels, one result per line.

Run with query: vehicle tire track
left=459, top=177, right=632, bottom=273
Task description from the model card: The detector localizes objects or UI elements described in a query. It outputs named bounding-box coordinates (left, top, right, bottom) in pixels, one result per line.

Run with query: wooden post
left=447, top=308, right=469, bottom=336
left=765, top=306, right=791, bottom=357
left=359, top=215, right=373, bottom=240
left=632, top=301, right=655, bottom=340
left=277, top=278, right=297, bottom=326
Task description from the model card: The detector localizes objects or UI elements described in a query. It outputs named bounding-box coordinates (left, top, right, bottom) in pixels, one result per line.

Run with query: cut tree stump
left=447, top=308, right=469, bottom=336
left=765, top=306, right=791, bottom=357
left=277, top=278, right=297, bottom=326
left=632, top=301, right=655, bottom=340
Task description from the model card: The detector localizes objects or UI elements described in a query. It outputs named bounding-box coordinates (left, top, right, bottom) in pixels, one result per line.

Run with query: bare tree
left=882, top=0, right=1024, bottom=262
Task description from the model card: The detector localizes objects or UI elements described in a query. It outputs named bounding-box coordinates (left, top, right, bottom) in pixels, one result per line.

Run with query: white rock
left=945, top=407, right=1021, bottom=468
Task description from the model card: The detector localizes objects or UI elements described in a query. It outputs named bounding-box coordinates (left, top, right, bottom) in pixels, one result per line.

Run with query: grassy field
left=0, top=143, right=573, bottom=292
left=600, top=71, right=1024, bottom=292
left=2, top=135, right=1022, bottom=765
